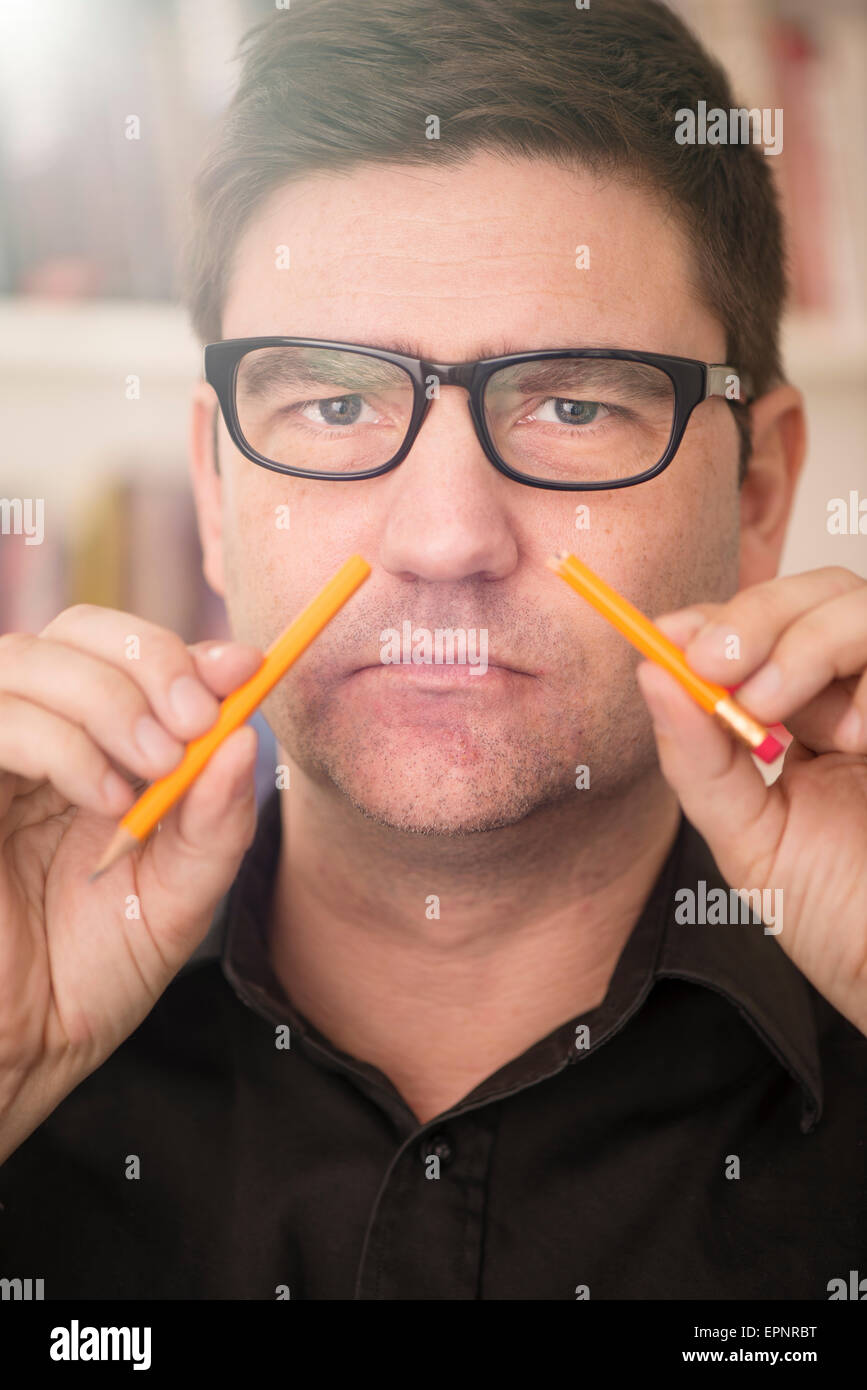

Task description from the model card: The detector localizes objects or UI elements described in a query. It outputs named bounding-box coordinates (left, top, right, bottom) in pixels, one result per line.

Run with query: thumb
left=137, top=722, right=260, bottom=943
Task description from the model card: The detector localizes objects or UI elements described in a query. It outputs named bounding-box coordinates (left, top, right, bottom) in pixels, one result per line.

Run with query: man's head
left=184, top=0, right=804, bottom=836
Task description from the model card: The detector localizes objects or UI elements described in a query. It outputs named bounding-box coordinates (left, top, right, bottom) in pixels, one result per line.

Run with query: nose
left=377, top=382, right=519, bottom=585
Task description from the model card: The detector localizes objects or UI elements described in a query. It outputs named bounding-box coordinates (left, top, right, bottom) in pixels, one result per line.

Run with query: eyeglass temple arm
left=705, top=364, right=753, bottom=404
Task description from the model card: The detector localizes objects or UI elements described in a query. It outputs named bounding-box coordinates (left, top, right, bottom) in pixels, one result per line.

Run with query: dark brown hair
left=182, top=0, right=789, bottom=472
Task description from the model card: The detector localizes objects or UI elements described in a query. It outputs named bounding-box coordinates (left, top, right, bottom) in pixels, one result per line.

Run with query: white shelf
left=782, top=314, right=867, bottom=385
left=0, top=296, right=200, bottom=380
left=0, top=297, right=864, bottom=387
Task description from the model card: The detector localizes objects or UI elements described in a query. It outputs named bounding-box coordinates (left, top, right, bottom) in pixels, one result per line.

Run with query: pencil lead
left=87, top=827, right=137, bottom=882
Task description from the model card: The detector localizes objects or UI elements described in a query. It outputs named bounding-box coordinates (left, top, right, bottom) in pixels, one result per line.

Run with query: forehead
left=221, top=151, right=722, bottom=360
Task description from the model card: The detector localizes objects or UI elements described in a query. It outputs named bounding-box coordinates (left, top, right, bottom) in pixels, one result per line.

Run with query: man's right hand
left=0, top=605, right=265, bottom=1164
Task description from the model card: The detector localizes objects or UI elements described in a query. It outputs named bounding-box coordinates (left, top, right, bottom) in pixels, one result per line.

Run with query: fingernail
left=738, top=662, right=782, bottom=706
left=169, top=675, right=218, bottom=731
left=662, top=610, right=707, bottom=645
left=198, top=641, right=262, bottom=665
left=687, top=622, right=731, bottom=657
left=838, top=705, right=863, bottom=749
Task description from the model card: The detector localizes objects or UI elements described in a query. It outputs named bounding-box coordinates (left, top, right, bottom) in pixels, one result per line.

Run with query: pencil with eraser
left=547, top=551, right=784, bottom=764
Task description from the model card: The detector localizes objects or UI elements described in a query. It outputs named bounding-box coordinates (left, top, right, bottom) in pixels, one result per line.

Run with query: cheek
left=647, top=427, right=741, bottom=609
left=222, top=467, right=371, bottom=647
left=220, top=467, right=292, bottom=643
left=578, top=418, right=740, bottom=620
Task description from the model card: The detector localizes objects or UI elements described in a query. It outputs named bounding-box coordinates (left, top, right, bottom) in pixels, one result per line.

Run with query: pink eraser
left=754, top=733, right=785, bottom=763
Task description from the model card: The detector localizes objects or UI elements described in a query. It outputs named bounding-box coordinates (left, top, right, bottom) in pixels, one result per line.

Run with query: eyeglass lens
left=234, top=346, right=676, bottom=482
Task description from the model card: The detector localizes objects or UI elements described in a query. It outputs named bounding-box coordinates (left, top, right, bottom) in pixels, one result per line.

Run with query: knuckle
left=94, top=676, right=151, bottom=736
left=822, top=565, right=859, bottom=592
left=68, top=723, right=102, bottom=773
left=0, top=630, right=35, bottom=661
left=139, top=629, right=195, bottom=682
left=791, top=608, right=829, bottom=647
left=38, top=603, right=98, bottom=639
left=737, top=586, right=774, bottom=622
left=58, top=602, right=99, bottom=625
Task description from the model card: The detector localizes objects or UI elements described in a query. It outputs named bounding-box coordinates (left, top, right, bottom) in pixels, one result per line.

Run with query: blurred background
left=0, top=0, right=864, bottom=652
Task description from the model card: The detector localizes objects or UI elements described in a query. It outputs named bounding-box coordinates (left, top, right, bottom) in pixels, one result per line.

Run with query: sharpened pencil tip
left=88, top=826, right=139, bottom=881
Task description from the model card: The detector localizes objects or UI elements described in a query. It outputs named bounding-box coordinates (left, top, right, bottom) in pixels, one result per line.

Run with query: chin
left=322, top=755, right=574, bottom=837
left=282, top=702, right=604, bottom=833
left=336, top=789, right=541, bottom=836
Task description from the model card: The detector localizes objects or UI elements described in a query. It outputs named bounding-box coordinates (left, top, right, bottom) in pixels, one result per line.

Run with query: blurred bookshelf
left=0, top=296, right=223, bottom=640
left=671, top=0, right=867, bottom=581
left=0, top=0, right=864, bottom=650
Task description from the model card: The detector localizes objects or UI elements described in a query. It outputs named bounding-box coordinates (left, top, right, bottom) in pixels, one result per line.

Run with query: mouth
left=346, top=661, right=532, bottom=691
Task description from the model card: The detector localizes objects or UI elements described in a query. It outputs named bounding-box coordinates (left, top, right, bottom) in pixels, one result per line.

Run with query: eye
left=531, top=398, right=610, bottom=426
left=299, top=394, right=378, bottom=427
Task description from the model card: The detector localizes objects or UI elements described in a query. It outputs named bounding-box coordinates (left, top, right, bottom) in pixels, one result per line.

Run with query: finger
left=39, top=605, right=261, bottom=742
left=0, top=692, right=136, bottom=822
left=730, top=583, right=867, bottom=732
left=651, top=608, right=792, bottom=759
left=0, top=631, right=188, bottom=786
left=653, top=604, right=722, bottom=651
left=833, top=669, right=867, bottom=753
left=781, top=675, right=864, bottom=755
left=635, top=660, right=788, bottom=890
left=136, top=724, right=260, bottom=949
left=677, top=567, right=860, bottom=664
left=654, top=603, right=754, bottom=694
left=187, top=640, right=265, bottom=698
left=660, top=568, right=862, bottom=700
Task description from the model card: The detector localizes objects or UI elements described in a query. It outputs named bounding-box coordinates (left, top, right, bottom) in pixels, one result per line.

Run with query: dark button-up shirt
left=1, top=789, right=864, bottom=1299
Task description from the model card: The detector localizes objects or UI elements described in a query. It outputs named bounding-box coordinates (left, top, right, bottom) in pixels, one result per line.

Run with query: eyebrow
left=238, top=348, right=407, bottom=396
left=489, top=358, right=674, bottom=398
left=385, top=338, right=530, bottom=361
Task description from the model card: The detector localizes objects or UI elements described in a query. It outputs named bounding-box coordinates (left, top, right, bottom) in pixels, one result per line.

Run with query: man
left=0, top=0, right=864, bottom=1301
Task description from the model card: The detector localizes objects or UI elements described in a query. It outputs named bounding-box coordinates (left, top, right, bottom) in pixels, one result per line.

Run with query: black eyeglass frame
left=203, top=337, right=752, bottom=492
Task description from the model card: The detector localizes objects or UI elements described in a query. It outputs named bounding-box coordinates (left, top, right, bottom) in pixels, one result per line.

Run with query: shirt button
left=420, top=1131, right=454, bottom=1166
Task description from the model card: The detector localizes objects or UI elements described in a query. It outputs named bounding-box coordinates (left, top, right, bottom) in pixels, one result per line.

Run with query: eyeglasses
left=203, top=338, right=751, bottom=491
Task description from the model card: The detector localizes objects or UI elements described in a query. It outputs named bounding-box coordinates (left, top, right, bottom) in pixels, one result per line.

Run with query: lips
left=347, top=651, right=533, bottom=678
left=346, top=661, right=530, bottom=690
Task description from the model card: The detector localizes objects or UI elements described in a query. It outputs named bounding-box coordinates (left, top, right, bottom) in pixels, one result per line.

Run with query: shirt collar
left=207, top=789, right=822, bottom=1131
left=654, top=814, right=822, bottom=1132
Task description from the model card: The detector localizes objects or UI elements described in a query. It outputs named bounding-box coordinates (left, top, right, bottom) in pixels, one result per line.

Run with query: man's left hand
left=636, top=566, right=867, bottom=1036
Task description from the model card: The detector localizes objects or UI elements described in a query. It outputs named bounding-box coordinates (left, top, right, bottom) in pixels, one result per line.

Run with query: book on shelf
left=0, top=474, right=229, bottom=643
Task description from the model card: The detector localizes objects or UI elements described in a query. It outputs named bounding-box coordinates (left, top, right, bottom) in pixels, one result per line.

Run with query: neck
left=268, top=753, right=681, bottom=1124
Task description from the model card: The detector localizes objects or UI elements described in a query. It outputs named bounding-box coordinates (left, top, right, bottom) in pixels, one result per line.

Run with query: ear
left=189, top=381, right=226, bottom=596
left=738, top=383, right=806, bottom=587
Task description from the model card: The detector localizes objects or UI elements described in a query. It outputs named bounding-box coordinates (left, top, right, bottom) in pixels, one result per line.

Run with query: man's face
left=208, top=152, right=741, bottom=833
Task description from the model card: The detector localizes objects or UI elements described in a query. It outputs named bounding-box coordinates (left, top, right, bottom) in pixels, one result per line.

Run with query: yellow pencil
left=547, top=551, right=784, bottom=763
left=89, top=554, right=371, bottom=879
